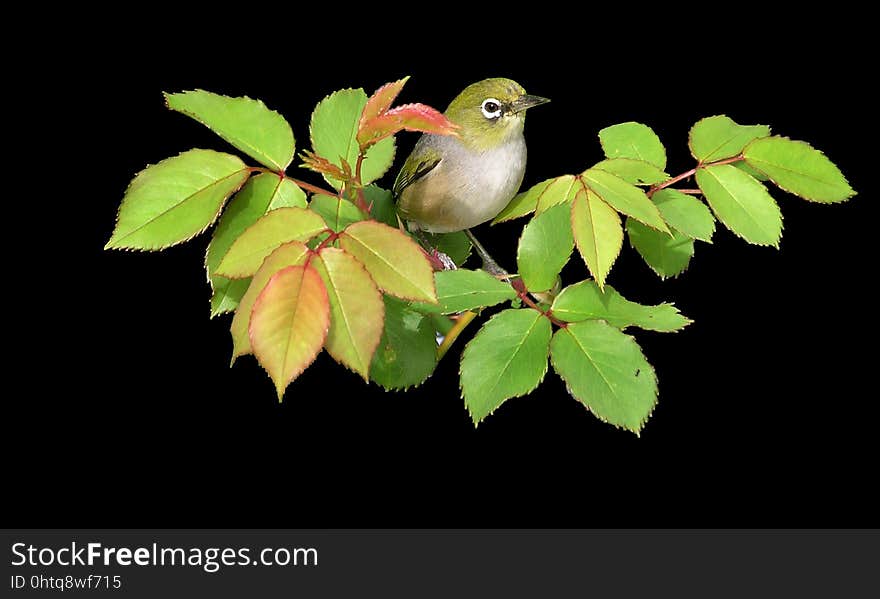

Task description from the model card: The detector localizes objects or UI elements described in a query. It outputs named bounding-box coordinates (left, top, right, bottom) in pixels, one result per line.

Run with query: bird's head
left=445, top=78, right=549, bottom=151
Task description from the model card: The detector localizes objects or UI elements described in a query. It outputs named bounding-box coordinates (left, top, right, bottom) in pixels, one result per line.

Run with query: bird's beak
left=509, top=94, right=551, bottom=114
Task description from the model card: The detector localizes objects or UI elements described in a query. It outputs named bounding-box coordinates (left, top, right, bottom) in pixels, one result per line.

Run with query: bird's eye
left=481, top=98, right=502, bottom=119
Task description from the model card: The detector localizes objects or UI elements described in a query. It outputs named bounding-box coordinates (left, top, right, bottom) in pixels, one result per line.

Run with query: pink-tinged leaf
left=314, top=247, right=385, bottom=379
left=230, top=241, right=311, bottom=363
left=300, top=150, right=348, bottom=181
left=249, top=264, right=330, bottom=400
left=338, top=221, right=437, bottom=303
left=359, top=76, right=410, bottom=131
left=357, top=103, right=459, bottom=147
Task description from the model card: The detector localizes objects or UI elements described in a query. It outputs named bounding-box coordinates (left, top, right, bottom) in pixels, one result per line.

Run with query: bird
left=393, top=78, right=549, bottom=271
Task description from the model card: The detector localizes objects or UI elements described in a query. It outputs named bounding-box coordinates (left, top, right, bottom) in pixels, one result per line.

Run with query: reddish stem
left=510, top=278, right=567, bottom=328
left=289, top=177, right=338, bottom=198
left=247, top=167, right=338, bottom=198
left=647, top=154, right=743, bottom=197
left=353, top=153, right=370, bottom=213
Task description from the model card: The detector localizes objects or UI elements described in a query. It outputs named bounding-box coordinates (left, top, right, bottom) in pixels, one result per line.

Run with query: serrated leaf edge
left=687, top=114, right=771, bottom=163
left=459, top=309, right=551, bottom=426
left=549, top=324, right=658, bottom=435
left=105, top=150, right=249, bottom=251
left=316, top=248, right=385, bottom=381
left=742, top=136, right=857, bottom=203
left=697, top=165, right=784, bottom=248
left=164, top=90, right=295, bottom=171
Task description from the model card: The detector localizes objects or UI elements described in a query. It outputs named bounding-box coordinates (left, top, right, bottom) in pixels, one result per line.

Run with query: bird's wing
left=392, top=149, right=442, bottom=200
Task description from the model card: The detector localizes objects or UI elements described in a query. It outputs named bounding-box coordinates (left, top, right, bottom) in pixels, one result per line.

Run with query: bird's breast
left=400, top=135, right=527, bottom=233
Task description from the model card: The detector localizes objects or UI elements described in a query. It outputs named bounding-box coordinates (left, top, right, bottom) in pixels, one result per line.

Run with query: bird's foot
left=432, top=248, right=457, bottom=271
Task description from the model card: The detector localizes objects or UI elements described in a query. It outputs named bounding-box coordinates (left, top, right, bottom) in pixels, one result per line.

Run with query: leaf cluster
left=107, top=82, right=855, bottom=433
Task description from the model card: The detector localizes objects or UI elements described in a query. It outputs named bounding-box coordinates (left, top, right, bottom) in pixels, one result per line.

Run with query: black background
left=9, top=10, right=876, bottom=528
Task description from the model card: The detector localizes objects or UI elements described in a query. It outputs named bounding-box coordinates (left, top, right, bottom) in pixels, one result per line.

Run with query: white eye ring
left=481, top=98, right=503, bottom=119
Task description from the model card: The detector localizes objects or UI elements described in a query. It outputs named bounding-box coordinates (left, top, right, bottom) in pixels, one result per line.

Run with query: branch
left=288, top=177, right=338, bottom=198
left=437, top=311, right=477, bottom=360
left=648, top=154, right=743, bottom=197
left=247, top=167, right=338, bottom=198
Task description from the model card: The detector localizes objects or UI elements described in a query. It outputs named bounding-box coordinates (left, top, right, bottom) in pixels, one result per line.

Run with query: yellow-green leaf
left=535, top=175, right=578, bottom=215
left=593, top=158, right=669, bottom=185
left=598, top=122, right=666, bottom=169
left=229, top=241, right=310, bottom=362
left=165, top=90, right=295, bottom=171
left=582, top=168, right=669, bottom=233
left=688, top=115, right=770, bottom=163
left=460, top=309, right=552, bottom=425
left=215, top=207, right=326, bottom=278
left=314, top=248, right=385, bottom=379
left=207, top=173, right=307, bottom=316
left=309, top=194, right=368, bottom=232
left=551, top=280, right=691, bottom=332
left=550, top=320, right=657, bottom=434
left=493, top=175, right=575, bottom=223
left=338, top=221, right=437, bottom=303
left=652, top=189, right=715, bottom=243
left=106, top=149, right=249, bottom=250
left=517, top=203, right=574, bottom=292
left=743, top=136, right=856, bottom=203
left=696, top=164, right=782, bottom=247
left=249, top=264, right=330, bottom=399
left=434, top=269, right=517, bottom=314
left=570, top=188, right=623, bottom=289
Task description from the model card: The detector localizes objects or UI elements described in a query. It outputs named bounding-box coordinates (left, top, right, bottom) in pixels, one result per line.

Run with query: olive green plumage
left=394, top=78, right=549, bottom=233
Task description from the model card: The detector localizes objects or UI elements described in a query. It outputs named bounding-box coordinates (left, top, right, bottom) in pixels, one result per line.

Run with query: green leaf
left=314, top=247, right=384, bottom=379
left=652, top=189, right=715, bottom=243
left=627, top=219, right=694, bottom=279
left=688, top=115, right=770, bottom=163
left=517, top=203, right=574, bottom=292
left=434, top=269, right=517, bottom=314
left=570, top=188, right=623, bottom=289
left=339, top=221, right=437, bottom=303
left=460, top=309, right=552, bottom=424
left=551, top=280, right=691, bottom=332
left=309, top=88, right=395, bottom=188
left=106, top=149, right=249, bottom=250
left=165, top=90, right=295, bottom=171
left=210, top=276, right=251, bottom=318
left=493, top=175, right=575, bottom=223
left=230, top=241, right=310, bottom=362
left=550, top=320, right=657, bottom=434
left=215, top=207, right=326, bottom=278
left=696, top=164, right=782, bottom=247
left=206, top=173, right=307, bottom=316
left=493, top=178, right=549, bottom=223
left=249, top=264, right=330, bottom=399
left=308, top=194, right=368, bottom=232
left=364, top=185, right=397, bottom=227
left=593, top=158, right=669, bottom=185
left=743, top=136, right=856, bottom=203
left=735, top=161, right=769, bottom=182
left=370, top=296, right=438, bottom=390
left=598, top=122, right=666, bottom=169
left=422, top=231, right=472, bottom=267
left=582, top=168, right=669, bottom=232
left=535, top=175, right=578, bottom=214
